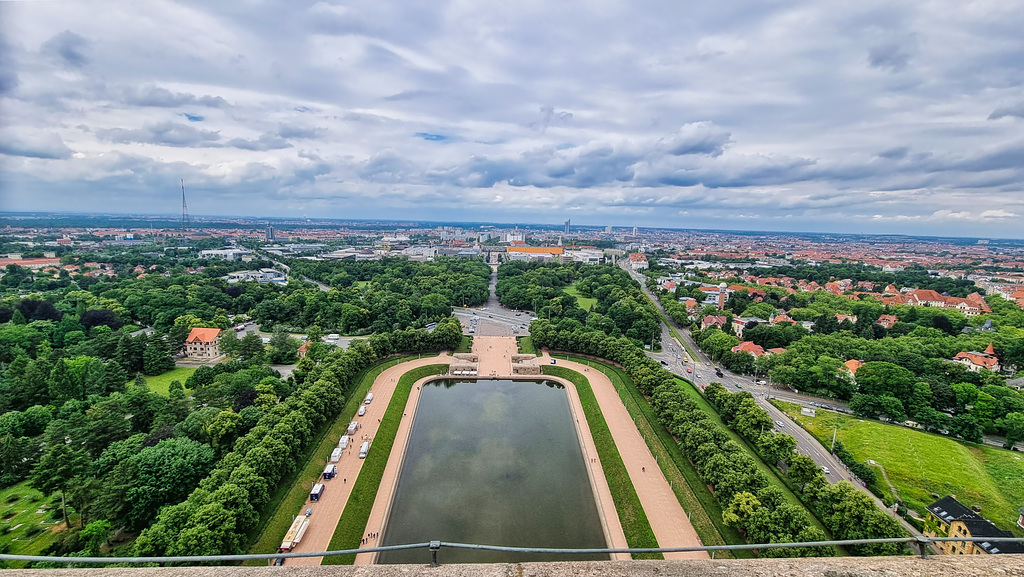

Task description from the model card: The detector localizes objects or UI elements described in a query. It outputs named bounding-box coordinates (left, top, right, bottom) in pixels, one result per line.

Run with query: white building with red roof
left=184, top=327, right=222, bottom=359
left=953, top=343, right=1000, bottom=372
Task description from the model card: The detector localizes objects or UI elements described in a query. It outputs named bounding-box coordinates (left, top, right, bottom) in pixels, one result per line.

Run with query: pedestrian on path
left=642, top=466, right=646, bottom=472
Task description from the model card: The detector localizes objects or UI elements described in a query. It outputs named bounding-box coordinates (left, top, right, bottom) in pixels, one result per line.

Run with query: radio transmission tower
left=180, top=179, right=191, bottom=234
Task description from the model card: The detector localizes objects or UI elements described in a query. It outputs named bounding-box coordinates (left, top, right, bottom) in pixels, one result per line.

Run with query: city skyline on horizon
left=6, top=209, right=1024, bottom=243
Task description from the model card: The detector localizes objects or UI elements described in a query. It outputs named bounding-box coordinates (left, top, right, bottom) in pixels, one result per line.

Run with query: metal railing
left=2, top=535, right=1023, bottom=566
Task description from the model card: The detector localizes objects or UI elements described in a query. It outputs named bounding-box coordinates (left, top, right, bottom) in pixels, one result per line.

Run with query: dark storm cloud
left=41, top=30, right=90, bottom=68
left=97, top=122, right=222, bottom=147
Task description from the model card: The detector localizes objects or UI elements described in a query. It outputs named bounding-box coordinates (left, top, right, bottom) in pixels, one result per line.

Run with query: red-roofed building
left=843, top=359, right=865, bottom=375
left=836, top=314, right=858, bottom=324
left=876, top=314, right=899, bottom=328
left=953, top=344, right=1000, bottom=372
left=629, top=253, right=648, bottom=270
left=767, top=347, right=787, bottom=355
left=297, top=340, right=310, bottom=359
left=731, top=341, right=766, bottom=357
left=702, top=315, right=727, bottom=330
left=770, top=314, right=794, bottom=325
left=184, top=327, right=222, bottom=359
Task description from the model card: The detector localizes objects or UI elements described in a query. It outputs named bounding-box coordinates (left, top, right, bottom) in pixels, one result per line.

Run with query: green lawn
left=145, top=366, right=196, bottom=396
left=245, top=355, right=419, bottom=563
left=517, top=336, right=537, bottom=355
left=563, top=285, right=598, bottom=311
left=545, top=365, right=662, bottom=559
left=455, top=335, right=472, bottom=353
left=323, top=364, right=449, bottom=565
left=0, top=482, right=68, bottom=568
left=773, top=401, right=1024, bottom=535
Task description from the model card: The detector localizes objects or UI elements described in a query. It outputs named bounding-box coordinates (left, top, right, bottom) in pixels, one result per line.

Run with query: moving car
left=775, top=420, right=784, bottom=427
left=822, top=466, right=830, bottom=474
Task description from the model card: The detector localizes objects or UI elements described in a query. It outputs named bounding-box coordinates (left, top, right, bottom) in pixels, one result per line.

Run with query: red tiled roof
left=731, top=341, right=766, bottom=357
left=186, top=327, right=222, bottom=343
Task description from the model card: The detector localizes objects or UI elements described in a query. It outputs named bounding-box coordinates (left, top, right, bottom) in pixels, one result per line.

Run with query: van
left=358, top=406, right=366, bottom=416
left=346, top=421, right=358, bottom=435
left=330, top=448, right=342, bottom=463
left=364, top=393, right=373, bottom=405
left=338, top=435, right=350, bottom=449
left=359, top=441, right=370, bottom=459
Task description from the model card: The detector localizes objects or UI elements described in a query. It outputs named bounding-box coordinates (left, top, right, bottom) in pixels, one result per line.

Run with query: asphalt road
left=453, top=265, right=532, bottom=338
left=617, top=261, right=927, bottom=538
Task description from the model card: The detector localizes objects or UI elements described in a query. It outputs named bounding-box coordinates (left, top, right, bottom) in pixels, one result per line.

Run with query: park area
left=774, top=401, right=1024, bottom=535
left=563, top=285, right=597, bottom=311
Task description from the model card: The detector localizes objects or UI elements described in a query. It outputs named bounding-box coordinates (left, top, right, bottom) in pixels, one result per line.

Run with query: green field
left=245, top=355, right=419, bottom=562
left=517, top=336, right=537, bottom=355
left=563, top=285, right=598, bottom=311
left=323, top=364, right=449, bottom=564
left=455, top=335, right=472, bottom=353
left=0, top=482, right=67, bottom=567
left=774, top=401, right=1024, bottom=535
left=144, top=366, right=196, bottom=396
left=545, top=365, right=662, bottom=559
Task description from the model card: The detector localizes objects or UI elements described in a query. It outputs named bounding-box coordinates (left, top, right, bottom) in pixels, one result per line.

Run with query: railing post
left=913, top=536, right=930, bottom=558
left=429, top=541, right=441, bottom=567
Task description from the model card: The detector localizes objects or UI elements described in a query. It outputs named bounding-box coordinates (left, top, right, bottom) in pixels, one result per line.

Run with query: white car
left=822, top=466, right=831, bottom=474
left=775, top=420, right=785, bottom=427
left=358, top=406, right=366, bottom=416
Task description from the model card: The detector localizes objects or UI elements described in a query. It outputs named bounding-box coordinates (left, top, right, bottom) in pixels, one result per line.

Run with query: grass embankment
left=669, top=379, right=834, bottom=542
left=563, top=285, right=598, bottom=311
left=774, top=400, right=1024, bottom=534
left=0, top=483, right=66, bottom=567
left=323, top=364, right=449, bottom=565
left=145, top=366, right=196, bottom=396
left=517, top=336, right=537, bottom=355
left=245, top=355, right=420, bottom=562
left=557, top=355, right=746, bottom=557
left=455, top=335, right=472, bottom=354
left=544, top=365, right=662, bottom=560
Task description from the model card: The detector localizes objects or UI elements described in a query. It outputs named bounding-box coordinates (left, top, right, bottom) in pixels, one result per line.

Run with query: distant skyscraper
left=266, top=224, right=275, bottom=242
left=632, top=226, right=638, bottom=236
left=605, top=225, right=613, bottom=233
left=564, top=219, right=571, bottom=235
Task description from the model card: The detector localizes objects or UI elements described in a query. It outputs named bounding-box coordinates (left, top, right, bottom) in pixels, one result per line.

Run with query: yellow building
left=924, top=495, right=1023, bottom=555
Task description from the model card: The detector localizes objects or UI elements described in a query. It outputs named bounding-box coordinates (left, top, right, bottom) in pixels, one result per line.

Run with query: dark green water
left=377, top=379, right=607, bottom=564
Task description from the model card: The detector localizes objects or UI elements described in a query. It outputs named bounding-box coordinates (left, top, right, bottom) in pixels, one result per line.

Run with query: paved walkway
left=541, top=352, right=708, bottom=560
left=354, top=338, right=630, bottom=564
left=286, top=354, right=452, bottom=566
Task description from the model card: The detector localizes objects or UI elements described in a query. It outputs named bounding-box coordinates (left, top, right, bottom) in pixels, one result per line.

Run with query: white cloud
left=2, top=0, right=1024, bottom=236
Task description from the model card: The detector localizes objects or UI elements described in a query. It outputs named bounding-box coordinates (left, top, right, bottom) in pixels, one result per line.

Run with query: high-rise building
left=605, top=225, right=613, bottom=233
left=564, top=219, right=571, bottom=235
left=632, top=226, right=638, bottom=236
left=266, top=225, right=275, bottom=242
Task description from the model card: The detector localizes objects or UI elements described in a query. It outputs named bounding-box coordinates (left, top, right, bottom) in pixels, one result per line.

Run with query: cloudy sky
left=2, top=0, right=1024, bottom=237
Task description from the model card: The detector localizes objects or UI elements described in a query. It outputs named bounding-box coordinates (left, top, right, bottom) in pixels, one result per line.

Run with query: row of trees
left=530, top=318, right=907, bottom=554
left=133, top=318, right=460, bottom=557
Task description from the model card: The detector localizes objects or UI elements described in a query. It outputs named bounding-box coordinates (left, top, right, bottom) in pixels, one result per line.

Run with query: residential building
left=184, top=327, right=221, bottom=359
left=953, top=344, right=1001, bottom=372
left=629, top=252, right=648, bottom=270
left=876, top=314, right=899, bottom=328
left=924, top=495, right=1024, bottom=555
left=731, top=341, right=766, bottom=357
left=701, top=315, right=727, bottom=330
left=225, top=268, right=287, bottom=284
